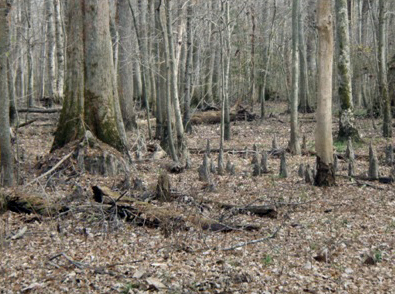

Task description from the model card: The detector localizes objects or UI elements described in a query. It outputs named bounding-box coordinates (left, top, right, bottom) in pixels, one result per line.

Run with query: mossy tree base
left=315, top=157, right=336, bottom=187
left=338, top=109, right=361, bottom=142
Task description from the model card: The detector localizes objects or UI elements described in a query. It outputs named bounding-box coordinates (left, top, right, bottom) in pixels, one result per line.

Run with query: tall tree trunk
left=117, top=0, right=136, bottom=131
left=250, top=3, right=256, bottom=110
left=378, top=0, right=392, bottom=138
left=298, top=4, right=313, bottom=113
left=128, top=0, right=152, bottom=139
left=54, top=0, right=64, bottom=101
left=158, top=1, right=178, bottom=162
left=336, top=0, right=360, bottom=141
left=46, top=0, right=57, bottom=100
left=166, top=0, right=186, bottom=159
left=183, top=2, right=193, bottom=134
left=260, top=0, right=277, bottom=119
left=15, top=1, right=24, bottom=107
left=26, top=0, right=34, bottom=108
left=289, top=0, right=301, bottom=155
left=223, top=0, right=231, bottom=141
left=315, top=0, right=336, bottom=186
left=0, top=0, right=14, bottom=186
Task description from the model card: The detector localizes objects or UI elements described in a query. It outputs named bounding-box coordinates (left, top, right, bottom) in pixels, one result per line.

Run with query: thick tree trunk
left=0, top=0, right=13, bottom=186
left=289, top=0, right=301, bottom=155
left=117, top=0, right=136, bottom=131
left=315, top=0, right=336, bottom=186
left=336, top=0, right=360, bottom=141
left=52, top=0, right=125, bottom=152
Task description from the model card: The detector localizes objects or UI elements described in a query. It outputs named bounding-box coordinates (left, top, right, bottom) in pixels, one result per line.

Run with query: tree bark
left=0, top=0, right=14, bottom=186
left=315, top=0, right=336, bottom=186
left=183, top=2, right=193, bottom=134
left=52, top=0, right=126, bottom=152
left=46, top=0, right=57, bottom=100
left=378, top=0, right=392, bottom=138
left=289, top=0, right=301, bottom=155
left=54, top=0, right=65, bottom=101
left=336, top=0, right=360, bottom=141
left=117, top=0, right=136, bottom=131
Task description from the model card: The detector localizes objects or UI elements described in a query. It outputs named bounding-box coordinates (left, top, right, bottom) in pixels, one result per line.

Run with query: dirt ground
left=1, top=102, right=394, bottom=293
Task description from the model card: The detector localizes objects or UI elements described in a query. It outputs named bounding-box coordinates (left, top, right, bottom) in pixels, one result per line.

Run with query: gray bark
left=117, top=0, right=136, bottom=130
left=46, top=0, right=57, bottom=99
left=336, top=0, right=360, bottom=141
left=54, top=0, right=64, bottom=101
left=378, top=0, right=392, bottom=137
left=0, top=0, right=13, bottom=186
left=289, top=0, right=301, bottom=155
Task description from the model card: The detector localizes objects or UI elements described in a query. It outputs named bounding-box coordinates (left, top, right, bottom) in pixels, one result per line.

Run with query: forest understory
left=1, top=102, right=394, bottom=293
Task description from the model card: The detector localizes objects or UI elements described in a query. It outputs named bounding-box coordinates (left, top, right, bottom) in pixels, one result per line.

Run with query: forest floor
left=1, top=102, right=394, bottom=293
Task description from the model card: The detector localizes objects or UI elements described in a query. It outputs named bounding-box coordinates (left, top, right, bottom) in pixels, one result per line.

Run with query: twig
left=221, top=226, right=281, bottom=251
left=25, top=151, right=73, bottom=187
left=48, top=252, right=86, bottom=269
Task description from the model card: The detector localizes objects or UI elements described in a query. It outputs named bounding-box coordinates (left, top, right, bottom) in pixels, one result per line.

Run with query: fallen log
left=191, top=105, right=256, bottom=124
left=219, top=203, right=278, bottom=218
left=5, top=189, right=68, bottom=216
left=91, top=186, right=260, bottom=233
left=17, top=108, right=62, bottom=113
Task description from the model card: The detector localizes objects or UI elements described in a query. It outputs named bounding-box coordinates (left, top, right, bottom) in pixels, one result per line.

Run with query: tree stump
left=156, top=171, right=171, bottom=202
left=345, top=137, right=355, bottom=161
left=279, top=152, right=288, bottom=178
left=218, top=149, right=225, bottom=175
left=368, top=143, right=379, bottom=180
left=198, top=154, right=210, bottom=182
left=272, top=134, right=278, bottom=150
left=298, top=164, right=305, bottom=178
left=251, top=144, right=259, bottom=164
left=305, top=165, right=314, bottom=184
left=385, top=144, right=394, bottom=166
left=205, top=139, right=211, bottom=157
left=261, top=151, right=269, bottom=174
left=348, top=159, right=355, bottom=177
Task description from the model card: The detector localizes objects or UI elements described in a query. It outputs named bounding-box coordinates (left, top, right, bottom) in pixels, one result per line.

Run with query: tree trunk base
left=315, top=157, right=336, bottom=186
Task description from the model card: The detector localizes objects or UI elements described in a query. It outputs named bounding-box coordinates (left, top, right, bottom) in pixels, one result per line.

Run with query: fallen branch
left=25, top=151, right=73, bottom=187
left=221, top=226, right=281, bottom=251
left=48, top=252, right=87, bottom=269
left=17, top=119, right=38, bottom=128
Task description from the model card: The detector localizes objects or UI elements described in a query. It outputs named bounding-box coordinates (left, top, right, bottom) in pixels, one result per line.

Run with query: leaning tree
left=51, top=0, right=128, bottom=152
